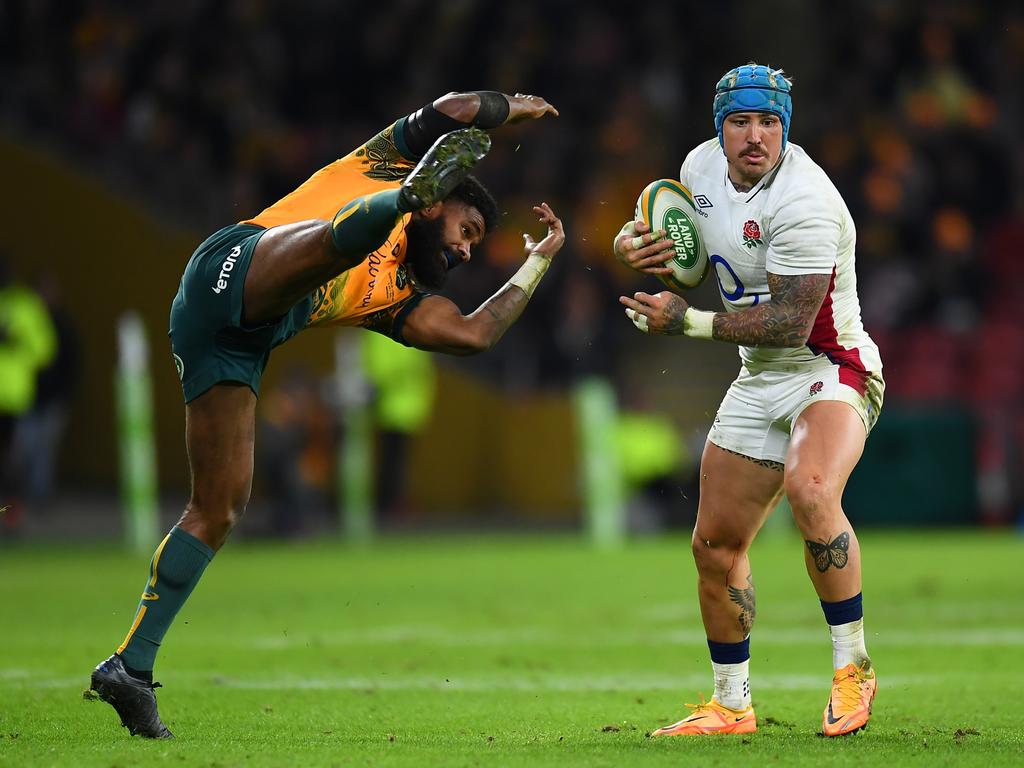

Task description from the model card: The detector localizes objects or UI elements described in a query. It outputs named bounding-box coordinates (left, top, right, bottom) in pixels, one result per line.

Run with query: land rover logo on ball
left=664, top=208, right=700, bottom=269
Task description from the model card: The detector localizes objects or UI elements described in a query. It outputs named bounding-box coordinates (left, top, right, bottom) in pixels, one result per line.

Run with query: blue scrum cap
left=713, top=63, right=793, bottom=148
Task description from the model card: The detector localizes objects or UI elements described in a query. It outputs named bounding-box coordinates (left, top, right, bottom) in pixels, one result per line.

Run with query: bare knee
left=784, top=470, right=837, bottom=532
left=179, top=497, right=249, bottom=550
left=691, top=530, right=745, bottom=581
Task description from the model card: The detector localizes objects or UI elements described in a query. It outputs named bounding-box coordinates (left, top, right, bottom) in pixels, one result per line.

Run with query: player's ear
left=415, top=203, right=443, bottom=220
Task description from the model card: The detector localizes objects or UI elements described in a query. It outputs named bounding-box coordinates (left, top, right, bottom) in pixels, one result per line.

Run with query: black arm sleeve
left=402, top=105, right=464, bottom=158
left=400, top=92, right=510, bottom=157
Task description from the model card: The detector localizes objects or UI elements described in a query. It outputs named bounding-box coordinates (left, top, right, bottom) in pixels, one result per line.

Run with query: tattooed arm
left=401, top=204, right=564, bottom=355
left=619, top=271, right=830, bottom=347
left=399, top=288, right=531, bottom=355
left=713, top=272, right=830, bottom=347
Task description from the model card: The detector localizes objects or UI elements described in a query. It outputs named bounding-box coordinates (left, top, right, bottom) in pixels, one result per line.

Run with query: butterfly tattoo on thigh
left=806, top=532, right=850, bottom=572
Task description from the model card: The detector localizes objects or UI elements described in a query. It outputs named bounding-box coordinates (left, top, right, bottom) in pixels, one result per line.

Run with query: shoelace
left=832, top=668, right=867, bottom=712
left=682, top=694, right=717, bottom=718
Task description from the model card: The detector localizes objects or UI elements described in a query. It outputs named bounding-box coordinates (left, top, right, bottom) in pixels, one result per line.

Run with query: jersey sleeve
left=765, top=181, right=841, bottom=275
left=679, top=139, right=717, bottom=189
left=350, top=119, right=418, bottom=183
left=679, top=147, right=697, bottom=188
left=362, top=291, right=428, bottom=345
left=242, top=120, right=416, bottom=228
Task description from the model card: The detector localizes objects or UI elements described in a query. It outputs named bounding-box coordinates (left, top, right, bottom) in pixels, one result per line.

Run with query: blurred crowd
left=1, top=0, right=1022, bottom=523
left=0, top=256, right=79, bottom=532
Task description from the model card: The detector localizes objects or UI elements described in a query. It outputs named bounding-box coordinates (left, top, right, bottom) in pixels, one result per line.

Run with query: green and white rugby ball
left=635, top=179, right=709, bottom=290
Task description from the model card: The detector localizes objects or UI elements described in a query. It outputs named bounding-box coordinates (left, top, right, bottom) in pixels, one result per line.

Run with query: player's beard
left=404, top=216, right=448, bottom=290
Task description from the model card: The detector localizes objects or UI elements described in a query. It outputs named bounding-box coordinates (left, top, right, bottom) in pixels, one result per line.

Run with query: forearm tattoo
left=473, top=284, right=531, bottom=346
left=713, top=272, right=831, bottom=347
left=723, top=446, right=784, bottom=472
left=728, top=574, right=757, bottom=635
left=806, top=532, right=850, bottom=573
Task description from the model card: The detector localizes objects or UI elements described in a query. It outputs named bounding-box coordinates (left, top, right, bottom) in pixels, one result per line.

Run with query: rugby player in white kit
left=615, top=63, right=883, bottom=737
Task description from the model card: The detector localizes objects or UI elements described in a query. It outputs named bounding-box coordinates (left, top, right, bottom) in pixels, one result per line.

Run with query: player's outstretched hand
left=619, top=290, right=690, bottom=335
left=613, top=219, right=675, bottom=275
left=507, top=94, right=559, bottom=123
left=524, top=203, right=565, bottom=260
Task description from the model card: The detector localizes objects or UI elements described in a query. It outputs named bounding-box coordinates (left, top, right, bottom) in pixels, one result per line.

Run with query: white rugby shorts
left=707, top=362, right=884, bottom=466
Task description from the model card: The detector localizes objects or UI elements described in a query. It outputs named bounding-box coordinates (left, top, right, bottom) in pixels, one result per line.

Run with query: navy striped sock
left=707, top=637, right=750, bottom=664
left=820, top=593, right=863, bottom=626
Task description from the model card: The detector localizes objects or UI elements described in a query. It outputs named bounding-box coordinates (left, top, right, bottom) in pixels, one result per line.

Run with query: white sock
left=829, top=618, right=870, bottom=670
left=712, top=659, right=751, bottom=710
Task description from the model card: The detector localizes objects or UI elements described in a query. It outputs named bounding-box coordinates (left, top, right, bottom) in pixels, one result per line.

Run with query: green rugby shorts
left=168, top=223, right=311, bottom=403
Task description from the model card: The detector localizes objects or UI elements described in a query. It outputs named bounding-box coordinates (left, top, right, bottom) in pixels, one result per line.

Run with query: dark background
left=1, top=0, right=1021, bottom=533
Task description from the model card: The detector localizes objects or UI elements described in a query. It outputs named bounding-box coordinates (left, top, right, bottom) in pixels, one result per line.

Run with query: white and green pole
left=116, top=311, right=158, bottom=554
left=573, top=376, right=626, bottom=547
left=334, top=331, right=374, bottom=541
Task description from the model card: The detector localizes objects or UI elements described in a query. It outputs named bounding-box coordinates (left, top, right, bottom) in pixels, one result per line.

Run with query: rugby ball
left=634, top=179, right=709, bottom=290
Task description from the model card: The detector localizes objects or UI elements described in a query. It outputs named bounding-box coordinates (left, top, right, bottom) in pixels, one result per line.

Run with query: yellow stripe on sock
left=149, top=533, right=171, bottom=588
left=115, top=533, right=171, bottom=654
left=116, top=605, right=148, bottom=654
left=332, top=202, right=361, bottom=228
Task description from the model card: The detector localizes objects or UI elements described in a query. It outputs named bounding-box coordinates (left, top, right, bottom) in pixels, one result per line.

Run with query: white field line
left=237, top=625, right=1024, bottom=650
left=0, top=671, right=949, bottom=692
left=9, top=626, right=1022, bottom=653
left=639, top=601, right=1024, bottom=624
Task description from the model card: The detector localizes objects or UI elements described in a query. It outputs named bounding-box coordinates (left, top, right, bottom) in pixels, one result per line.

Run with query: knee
left=181, top=497, right=249, bottom=546
left=784, top=470, right=836, bottom=531
left=691, top=530, right=743, bottom=580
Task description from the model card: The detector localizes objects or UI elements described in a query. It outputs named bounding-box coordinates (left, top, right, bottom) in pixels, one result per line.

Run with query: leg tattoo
left=723, top=446, right=784, bottom=472
left=805, top=531, right=850, bottom=572
left=728, top=574, right=757, bottom=635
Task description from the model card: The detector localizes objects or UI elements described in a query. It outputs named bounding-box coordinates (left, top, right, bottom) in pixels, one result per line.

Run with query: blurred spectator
left=10, top=272, right=80, bottom=509
left=926, top=206, right=983, bottom=332
left=615, top=409, right=693, bottom=532
left=361, top=332, right=436, bottom=524
left=0, top=255, right=57, bottom=532
left=256, top=365, right=335, bottom=537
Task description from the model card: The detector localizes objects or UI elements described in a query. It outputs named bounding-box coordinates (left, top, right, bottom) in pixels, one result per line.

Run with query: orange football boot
left=822, top=662, right=877, bottom=736
left=651, top=697, right=756, bottom=736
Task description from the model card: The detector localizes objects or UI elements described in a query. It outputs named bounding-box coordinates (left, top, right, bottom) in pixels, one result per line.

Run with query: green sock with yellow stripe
left=116, top=526, right=214, bottom=674
left=330, top=189, right=403, bottom=258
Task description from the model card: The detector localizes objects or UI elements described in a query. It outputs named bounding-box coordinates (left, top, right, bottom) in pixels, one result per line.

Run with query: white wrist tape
left=683, top=308, right=715, bottom=339
left=508, top=253, right=551, bottom=298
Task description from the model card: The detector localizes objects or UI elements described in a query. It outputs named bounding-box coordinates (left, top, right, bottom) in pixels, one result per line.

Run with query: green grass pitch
left=2, top=529, right=1022, bottom=766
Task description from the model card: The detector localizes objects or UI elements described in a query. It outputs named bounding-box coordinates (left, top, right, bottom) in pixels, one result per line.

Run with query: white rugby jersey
left=680, top=138, right=882, bottom=391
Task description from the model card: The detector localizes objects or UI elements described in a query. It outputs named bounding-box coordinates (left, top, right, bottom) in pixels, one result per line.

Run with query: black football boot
left=89, top=654, right=174, bottom=738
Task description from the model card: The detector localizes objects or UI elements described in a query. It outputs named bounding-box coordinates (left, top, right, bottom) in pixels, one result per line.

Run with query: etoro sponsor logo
left=212, top=245, right=242, bottom=294
left=665, top=208, right=699, bottom=268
